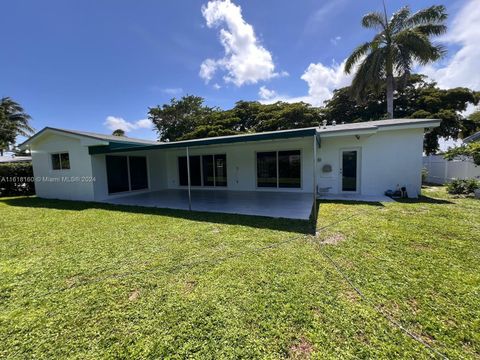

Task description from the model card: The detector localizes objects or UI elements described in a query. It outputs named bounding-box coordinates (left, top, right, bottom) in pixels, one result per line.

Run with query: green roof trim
left=88, top=128, right=317, bottom=155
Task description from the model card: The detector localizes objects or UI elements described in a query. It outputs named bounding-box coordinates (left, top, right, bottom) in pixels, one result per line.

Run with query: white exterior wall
left=28, top=128, right=426, bottom=201
left=163, top=137, right=315, bottom=193
left=30, top=133, right=95, bottom=201
left=317, top=128, right=424, bottom=197
left=423, top=155, right=480, bottom=184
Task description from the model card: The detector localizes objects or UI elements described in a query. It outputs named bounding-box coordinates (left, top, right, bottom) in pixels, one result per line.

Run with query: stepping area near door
left=105, top=189, right=315, bottom=220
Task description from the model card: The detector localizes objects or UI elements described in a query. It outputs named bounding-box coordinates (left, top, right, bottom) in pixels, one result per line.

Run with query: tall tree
left=0, top=97, right=33, bottom=156
left=344, top=5, right=447, bottom=118
left=148, top=95, right=214, bottom=142
left=112, top=129, right=125, bottom=137
left=323, top=75, right=479, bottom=153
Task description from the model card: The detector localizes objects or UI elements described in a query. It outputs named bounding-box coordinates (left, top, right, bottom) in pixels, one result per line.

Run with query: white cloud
left=213, top=83, right=222, bottom=90
left=104, top=116, right=153, bottom=132
left=258, top=86, right=277, bottom=100
left=420, top=0, right=480, bottom=90
left=330, top=36, right=341, bottom=46
left=200, top=0, right=279, bottom=86
left=162, top=88, right=183, bottom=95
left=260, top=59, right=352, bottom=106
left=300, top=60, right=352, bottom=106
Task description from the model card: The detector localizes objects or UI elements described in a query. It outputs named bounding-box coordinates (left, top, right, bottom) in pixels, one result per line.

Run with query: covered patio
left=104, top=189, right=314, bottom=220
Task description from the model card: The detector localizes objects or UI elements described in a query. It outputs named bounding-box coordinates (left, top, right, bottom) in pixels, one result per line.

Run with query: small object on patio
left=385, top=189, right=394, bottom=197
left=385, top=187, right=402, bottom=198
left=401, top=186, right=408, bottom=198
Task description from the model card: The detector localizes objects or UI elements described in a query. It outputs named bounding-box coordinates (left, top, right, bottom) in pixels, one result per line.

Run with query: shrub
left=446, top=178, right=480, bottom=195
left=0, top=162, right=35, bottom=197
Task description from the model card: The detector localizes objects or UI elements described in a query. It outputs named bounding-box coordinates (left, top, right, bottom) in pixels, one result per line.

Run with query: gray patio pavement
left=103, top=189, right=314, bottom=220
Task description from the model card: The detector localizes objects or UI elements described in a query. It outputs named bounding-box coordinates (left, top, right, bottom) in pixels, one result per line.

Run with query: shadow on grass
left=393, top=195, right=453, bottom=205
left=317, top=199, right=385, bottom=207
left=1, top=196, right=313, bottom=235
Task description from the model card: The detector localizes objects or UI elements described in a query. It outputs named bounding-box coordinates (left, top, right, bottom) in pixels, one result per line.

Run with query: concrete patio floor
left=103, top=189, right=314, bottom=220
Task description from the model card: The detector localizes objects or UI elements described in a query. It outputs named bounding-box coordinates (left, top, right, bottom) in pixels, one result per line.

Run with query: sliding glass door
left=256, top=150, right=301, bottom=188
left=178, top=154, right=227, bottom=187
left=106, top=155, right=149, bottom=194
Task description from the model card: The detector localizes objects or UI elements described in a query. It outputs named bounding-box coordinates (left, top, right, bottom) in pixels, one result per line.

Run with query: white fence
left=423, top=155, right=480, bottom=184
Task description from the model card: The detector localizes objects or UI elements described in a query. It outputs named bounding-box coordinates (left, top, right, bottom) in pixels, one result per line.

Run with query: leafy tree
left=0, top=97, right=33, bottom=156
left=149, top=97, right=324, bottom=141
left=444, top=142, right=480, bottom=165
left=345, top=5, right=447, bottom=118
left=112, top=129, right=125, bottom=137
left=148, top=95, right=215, bottom=142
left=324, top=75, right=479, bottom=153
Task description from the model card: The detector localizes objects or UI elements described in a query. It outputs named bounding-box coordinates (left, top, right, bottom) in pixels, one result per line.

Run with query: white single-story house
left=20, top=118, right=440, bottom=220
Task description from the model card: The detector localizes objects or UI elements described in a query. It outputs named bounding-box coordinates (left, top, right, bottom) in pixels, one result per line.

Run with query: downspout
left=186, top=147, right=192, bottom=211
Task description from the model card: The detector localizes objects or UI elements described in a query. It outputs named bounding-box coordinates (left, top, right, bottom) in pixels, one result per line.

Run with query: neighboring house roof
left=21, top=118, right=441, bottom=156
left=0, top=156, right=32, bottom=163
left=19, top=127, right=159, bottom=148
left=317, top=118, right=440, bottom=135
left=463, top=131, right=480, bottom=144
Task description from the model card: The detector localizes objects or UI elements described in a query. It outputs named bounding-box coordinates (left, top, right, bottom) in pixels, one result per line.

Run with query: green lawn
left=0, top=186, right=479, bottom=359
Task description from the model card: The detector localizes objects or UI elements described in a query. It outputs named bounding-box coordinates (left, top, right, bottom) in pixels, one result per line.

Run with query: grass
left=0, top=186, right=479, bottom=359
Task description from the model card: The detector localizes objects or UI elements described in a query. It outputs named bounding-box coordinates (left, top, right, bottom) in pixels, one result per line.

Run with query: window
left=178, top=154, right=227, bottom=187
left=257, top=152, right=277, bottom=188
left=51, top=152, right=70, bottom=170
left=202, top=155, right=214, bottom=186
left=257, top=150, right=301, bottom=188
left=214, top=154, right=227, bottom=187
left=106, top=155, right=148, bottom=194
left=278, top=150, right=301, bottom=188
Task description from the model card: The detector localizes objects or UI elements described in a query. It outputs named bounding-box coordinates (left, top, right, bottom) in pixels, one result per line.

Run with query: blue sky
left=2, top=0, right=478, bottom=142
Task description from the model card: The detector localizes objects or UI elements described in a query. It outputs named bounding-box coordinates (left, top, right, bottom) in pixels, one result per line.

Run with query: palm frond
left=350, top=48, right=386, bottom=101
left=389, top=6, right=411, bottom=32
left=362, top=12, right=386, bottom=30
left=414, top=24, right=447, bottom=37
left=406, top=5, right=447, bottom=27
left=394, top=30, right=446, bottom=64
left=344, top=42, right=372, bottom=74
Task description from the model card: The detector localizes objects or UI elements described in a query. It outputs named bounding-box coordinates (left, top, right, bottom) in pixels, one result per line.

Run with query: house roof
left=19, top=127, right=159, bottom=148
left=88, top=127, right=318, bottom=154
left=0, top=156, right=32, bottom=163
left=463, top=131, right=480, bottom=143
left=317, top=118, right=441, bottom=135
left=20, top=118, right=441, bottom=155
left=88, top=118, right=440, bottom=155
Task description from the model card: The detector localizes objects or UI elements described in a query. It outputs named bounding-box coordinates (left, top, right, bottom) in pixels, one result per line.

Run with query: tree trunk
left=386, top=73, right=394, bottom=118
left=0, top=149, right=3, bottom=157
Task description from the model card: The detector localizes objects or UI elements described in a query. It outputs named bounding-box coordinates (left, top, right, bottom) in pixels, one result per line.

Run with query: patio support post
left=312, top=135, right=317, bottom=231
left=186, top=147, right=192, bottom=211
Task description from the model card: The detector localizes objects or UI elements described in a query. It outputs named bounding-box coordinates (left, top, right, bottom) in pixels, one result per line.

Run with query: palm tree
left=0, top=97, right=33, bottom=156
left=345, top=5, right=447, bottom=118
